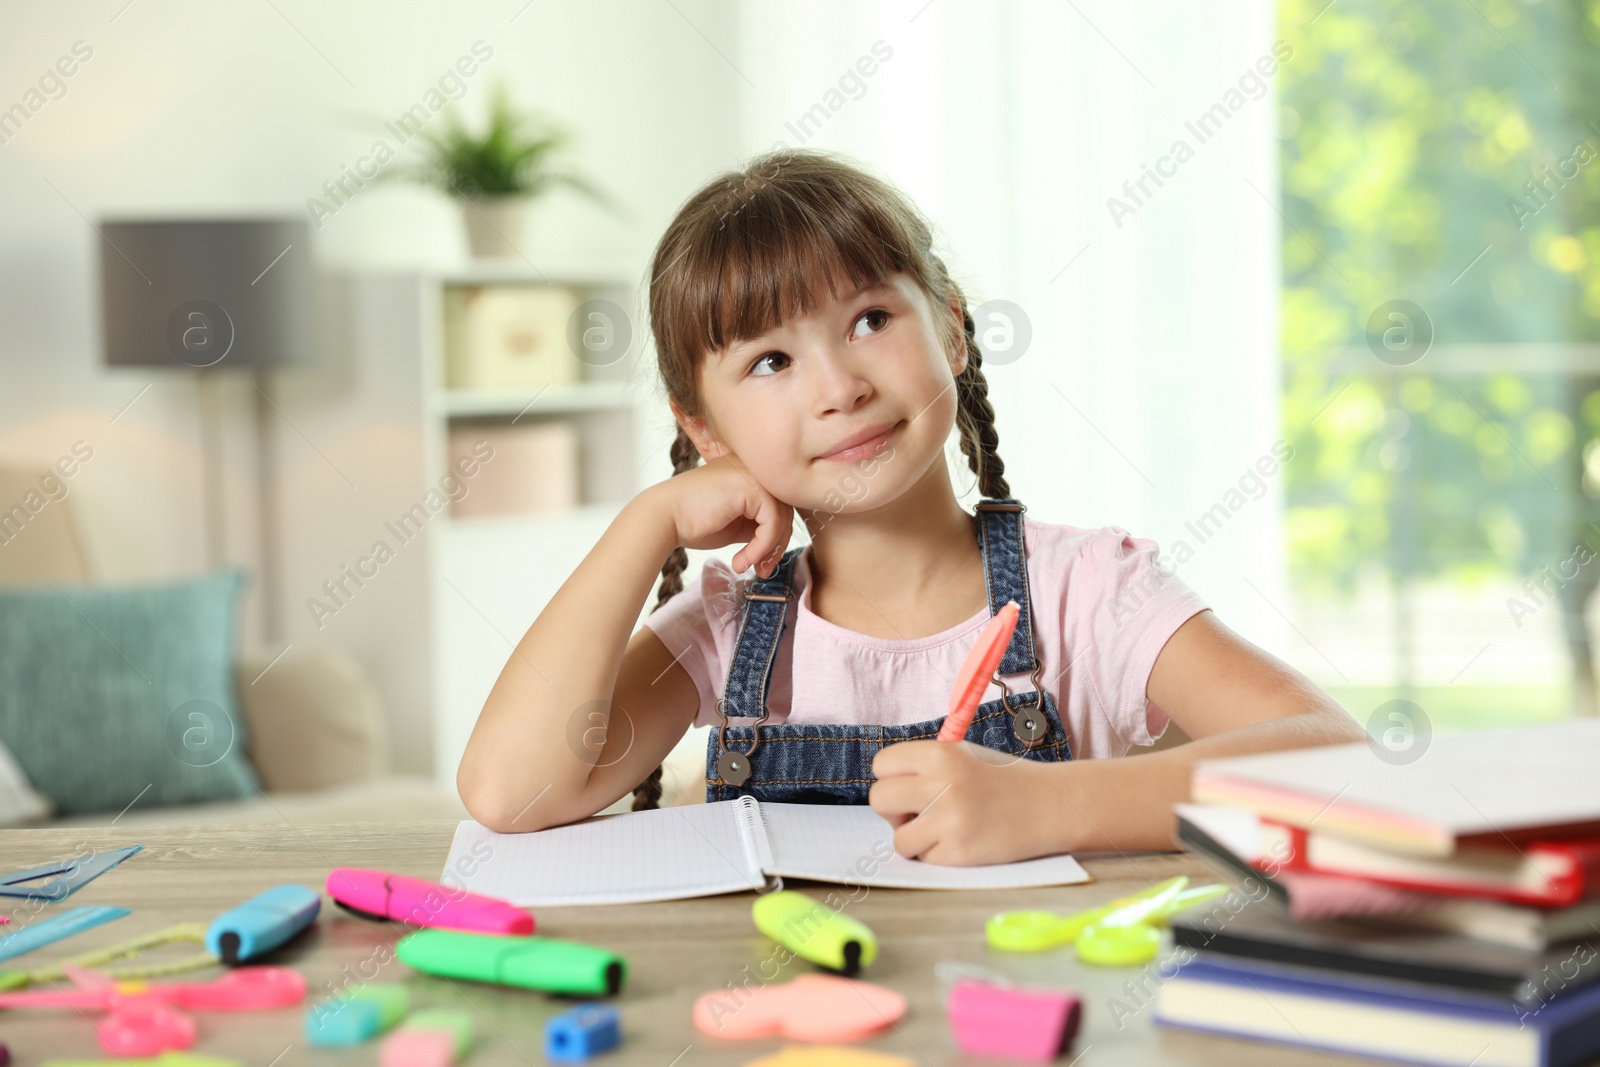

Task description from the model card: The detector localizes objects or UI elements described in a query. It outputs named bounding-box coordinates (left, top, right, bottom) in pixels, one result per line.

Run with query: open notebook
left=441, top=796, right=1092, bottom=906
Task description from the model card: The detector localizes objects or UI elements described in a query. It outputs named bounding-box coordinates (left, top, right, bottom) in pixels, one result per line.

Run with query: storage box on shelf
left=432, top=268, right=639, bottom=522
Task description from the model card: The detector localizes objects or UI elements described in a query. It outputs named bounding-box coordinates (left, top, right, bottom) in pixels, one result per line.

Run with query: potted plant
left=386, top=82, right=617, bottom=259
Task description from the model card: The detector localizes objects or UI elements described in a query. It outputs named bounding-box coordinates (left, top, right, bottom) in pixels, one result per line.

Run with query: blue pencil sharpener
left=545, top=1002, right=621, bottom=1061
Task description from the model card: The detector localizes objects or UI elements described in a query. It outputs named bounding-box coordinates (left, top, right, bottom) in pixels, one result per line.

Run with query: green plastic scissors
left=985, top=877, right=1227, bottom=964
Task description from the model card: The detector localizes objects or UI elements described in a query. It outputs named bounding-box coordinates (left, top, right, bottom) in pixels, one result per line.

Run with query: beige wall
left=0, top=1, right=741, bottom=773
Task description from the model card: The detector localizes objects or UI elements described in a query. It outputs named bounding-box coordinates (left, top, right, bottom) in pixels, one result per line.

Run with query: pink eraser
left=947, top=978, right=1081, bottom=1062
left=381, top=1028, right=456, bottom=1067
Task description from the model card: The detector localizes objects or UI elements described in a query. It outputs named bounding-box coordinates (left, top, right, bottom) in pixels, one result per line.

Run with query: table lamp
left=97, top=218, right=314, bottom=639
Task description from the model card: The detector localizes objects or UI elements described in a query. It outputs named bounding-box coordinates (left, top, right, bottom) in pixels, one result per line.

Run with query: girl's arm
left=455, top=486, right=699, bottom=833
left=872, top=608, right=1367, bottom=864
left=457, top=453, right=796, bottom=834
left=1046, top=608, right=1365, bottom=852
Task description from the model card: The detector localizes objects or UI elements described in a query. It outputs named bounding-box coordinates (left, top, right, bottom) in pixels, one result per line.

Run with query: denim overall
left=705, top=498, right=1073, bottom=804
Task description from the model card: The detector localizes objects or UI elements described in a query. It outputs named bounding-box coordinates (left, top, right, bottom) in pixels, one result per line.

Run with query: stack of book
left=1156, top=719, right=1600, bottom=1067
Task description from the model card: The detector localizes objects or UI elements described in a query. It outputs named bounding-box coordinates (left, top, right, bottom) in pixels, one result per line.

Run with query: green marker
left=752, top=890, right=877, bottom=976
left=396, top=929, right=627, bottom=995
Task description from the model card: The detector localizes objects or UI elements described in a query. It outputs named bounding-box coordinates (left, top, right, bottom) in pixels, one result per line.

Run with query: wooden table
left=0, top=821, right=1368, bottom=1065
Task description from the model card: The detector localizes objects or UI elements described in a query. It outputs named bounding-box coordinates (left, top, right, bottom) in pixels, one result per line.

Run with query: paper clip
left=1, top=924, right=217, bottom=991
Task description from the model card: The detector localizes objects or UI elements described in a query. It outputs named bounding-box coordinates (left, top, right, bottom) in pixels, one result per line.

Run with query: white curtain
left=732, top=0, right=1290, bottom=655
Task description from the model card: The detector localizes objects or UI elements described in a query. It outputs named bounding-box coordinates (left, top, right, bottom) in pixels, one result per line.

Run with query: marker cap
left=205, top=885, right=321, bottom=964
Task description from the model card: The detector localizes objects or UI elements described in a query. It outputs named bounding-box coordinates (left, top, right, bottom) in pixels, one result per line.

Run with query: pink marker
left=326, top=868, right=534, bottom=935
left=937, top=601, right=1020, bottom=742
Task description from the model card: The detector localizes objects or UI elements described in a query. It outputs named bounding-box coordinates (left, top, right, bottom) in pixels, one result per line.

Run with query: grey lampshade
left=99, top=218, right=314, bottom=370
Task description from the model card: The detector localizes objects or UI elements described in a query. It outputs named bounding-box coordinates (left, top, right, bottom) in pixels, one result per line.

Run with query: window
left=1280, top=0, right=1600, bottom=728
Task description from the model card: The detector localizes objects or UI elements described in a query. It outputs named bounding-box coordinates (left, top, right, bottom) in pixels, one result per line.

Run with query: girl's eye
left=749, top=352, right=789, bottom=377
left=852, top=308, right=890, bottom=338
left=744, top=309, right=889, bottom=377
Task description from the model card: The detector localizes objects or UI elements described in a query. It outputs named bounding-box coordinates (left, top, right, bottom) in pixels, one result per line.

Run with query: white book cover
left=1191, top=719, right=1600, bottom=856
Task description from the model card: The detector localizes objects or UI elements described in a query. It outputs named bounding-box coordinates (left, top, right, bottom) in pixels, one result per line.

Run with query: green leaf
left=371, top=79, right=617, bottom=211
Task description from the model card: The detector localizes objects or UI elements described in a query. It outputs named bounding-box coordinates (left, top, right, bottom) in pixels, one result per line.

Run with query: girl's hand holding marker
left=870, top=602, right=1055, bottom=865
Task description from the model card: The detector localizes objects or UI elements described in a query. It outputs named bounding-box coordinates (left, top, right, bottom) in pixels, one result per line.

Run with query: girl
left=457, top=149, right=1364, bottom=865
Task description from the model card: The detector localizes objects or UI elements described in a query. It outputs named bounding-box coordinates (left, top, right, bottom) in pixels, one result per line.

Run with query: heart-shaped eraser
left=694, top=974, right=908, bottom=1043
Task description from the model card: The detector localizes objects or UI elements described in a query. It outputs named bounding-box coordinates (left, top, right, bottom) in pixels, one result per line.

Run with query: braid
left=630, top=425, right=704, bottom=811
left=952, top=302, right=1011, bottom=500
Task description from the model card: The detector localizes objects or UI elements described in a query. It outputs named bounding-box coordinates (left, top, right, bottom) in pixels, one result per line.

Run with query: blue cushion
left=0, top=569, right=260, bottom=815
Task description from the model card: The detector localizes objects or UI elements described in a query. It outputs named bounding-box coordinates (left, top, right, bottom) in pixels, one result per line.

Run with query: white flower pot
left=461, top=196, right=531, bottom=259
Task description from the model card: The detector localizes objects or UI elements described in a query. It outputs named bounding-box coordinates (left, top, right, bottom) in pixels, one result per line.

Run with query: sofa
left=0, top=464, right=705, bottom=828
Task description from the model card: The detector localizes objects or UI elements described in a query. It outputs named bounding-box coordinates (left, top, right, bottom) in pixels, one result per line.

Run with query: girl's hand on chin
left=650, top=455, right=796, bottom=578
left=867, top=739, right=1065, bottom=866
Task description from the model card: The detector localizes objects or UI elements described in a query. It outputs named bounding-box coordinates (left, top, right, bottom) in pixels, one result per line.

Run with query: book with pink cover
left=1190, top=719, right=1600, bottom=857
left=1175, top=803, right=1600, bottom=951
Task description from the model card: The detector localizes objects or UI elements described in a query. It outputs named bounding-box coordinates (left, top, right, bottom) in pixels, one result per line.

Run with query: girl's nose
left=811, top=346, right=873, bottom=414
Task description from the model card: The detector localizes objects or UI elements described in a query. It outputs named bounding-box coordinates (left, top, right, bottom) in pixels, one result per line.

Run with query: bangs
left=650, top=152, right=935, bottom=401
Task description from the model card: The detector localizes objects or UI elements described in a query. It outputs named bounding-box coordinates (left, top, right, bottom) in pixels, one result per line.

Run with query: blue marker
left=206, top=884, right=320, bottom=965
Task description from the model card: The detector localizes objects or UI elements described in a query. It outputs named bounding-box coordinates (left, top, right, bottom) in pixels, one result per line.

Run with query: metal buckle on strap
left=742, top=590, right=792, bottom=602
left=975, top=501, right=1026, bottom=513
left=993, top=664, right=1050, bottom=748
left=714, top=696, right=768, bottom=758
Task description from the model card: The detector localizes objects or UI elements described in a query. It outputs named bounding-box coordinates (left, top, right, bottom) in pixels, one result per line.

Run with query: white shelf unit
left=425, top=268, right=644, bottom=791
left=433, top=380, right=633, bottom=419
left=276, top=266, right=651, bottom=785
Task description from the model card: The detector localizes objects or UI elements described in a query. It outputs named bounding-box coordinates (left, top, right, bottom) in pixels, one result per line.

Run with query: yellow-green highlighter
left=752, top=890, right=878, bottom=977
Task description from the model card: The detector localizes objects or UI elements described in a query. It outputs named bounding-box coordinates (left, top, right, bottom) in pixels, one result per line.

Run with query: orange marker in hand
left=937, top=600, right=1020, bottom=742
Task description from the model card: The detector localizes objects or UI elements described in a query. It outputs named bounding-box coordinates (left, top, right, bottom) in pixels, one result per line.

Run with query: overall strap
left=719, top=499, right=1038, bottom=719
left=720, top=545, right=805, bottom=720
left=975, top=499, right=1040, bottom=674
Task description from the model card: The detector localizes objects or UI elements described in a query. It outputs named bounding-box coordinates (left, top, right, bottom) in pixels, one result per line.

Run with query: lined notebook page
left=442, top=801, right=765, bottom=906
left=756, top=802, right=1092, bottom=890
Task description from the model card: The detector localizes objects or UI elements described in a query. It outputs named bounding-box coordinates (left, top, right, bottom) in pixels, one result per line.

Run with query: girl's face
left=673, top=271, right=966, bottom=515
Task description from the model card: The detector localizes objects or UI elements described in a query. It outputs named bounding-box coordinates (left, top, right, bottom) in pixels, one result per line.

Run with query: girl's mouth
left=818, top=421, right=902, bottom=462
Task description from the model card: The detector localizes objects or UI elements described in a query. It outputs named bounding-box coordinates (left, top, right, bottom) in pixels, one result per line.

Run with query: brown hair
left=631, top=148, right=1012, bottom=810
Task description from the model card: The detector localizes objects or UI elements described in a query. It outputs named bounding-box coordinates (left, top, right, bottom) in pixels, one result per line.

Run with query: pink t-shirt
left=641, top=517, right=1210, bottom=760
